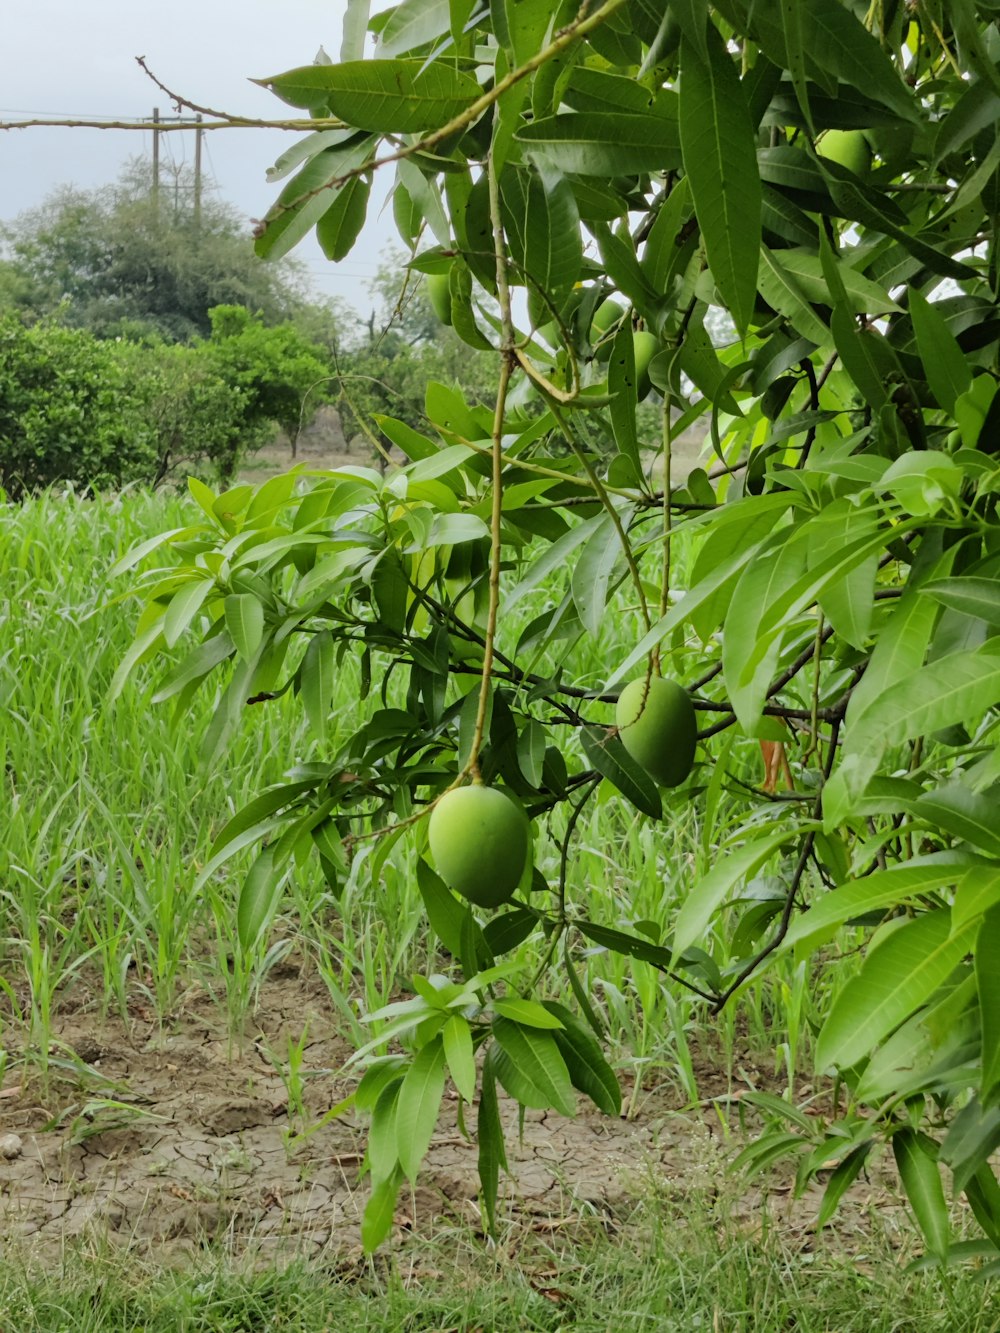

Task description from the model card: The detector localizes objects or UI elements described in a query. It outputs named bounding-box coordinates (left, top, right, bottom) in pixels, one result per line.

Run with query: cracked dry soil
left=0, top=970, right=908, bottom=1266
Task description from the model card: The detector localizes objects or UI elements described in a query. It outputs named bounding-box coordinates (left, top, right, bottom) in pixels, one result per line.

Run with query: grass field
left=0, top=486, right=990, bottom=1328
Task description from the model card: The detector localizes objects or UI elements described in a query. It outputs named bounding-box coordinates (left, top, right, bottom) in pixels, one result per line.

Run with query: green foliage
left=203, top=305, right=333, bottom=450
left=0, top=316, right=158, bottom=495
left=0, top=304, right=335, bottom=494
left=0, top=161, right=309, bottom=340
left=115, top=0, right=1000, bottom=1264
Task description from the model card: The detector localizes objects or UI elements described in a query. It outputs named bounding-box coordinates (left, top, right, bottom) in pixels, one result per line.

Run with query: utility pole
left=151, top=107, right=160, bottom=210
left=193, top=114, right=203, bottom=230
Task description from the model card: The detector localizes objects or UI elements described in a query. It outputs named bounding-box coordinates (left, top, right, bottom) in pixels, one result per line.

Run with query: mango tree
left=115, top=0, right=1000, bottom=1261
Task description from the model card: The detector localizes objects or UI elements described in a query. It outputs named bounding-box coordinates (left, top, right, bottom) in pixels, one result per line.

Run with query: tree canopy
left=115, top=0, right=1000, bottom=1263
left=0, top=160, right=311, bottom=340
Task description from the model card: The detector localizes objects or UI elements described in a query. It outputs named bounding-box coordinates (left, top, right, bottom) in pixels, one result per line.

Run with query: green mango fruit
left=816, top=129, right=871, bottom=179
left=426, top=272, right=453, bottom=325
left=428, top=785, right=529, bottom=908
left=615, top=675, right=696, bottom=788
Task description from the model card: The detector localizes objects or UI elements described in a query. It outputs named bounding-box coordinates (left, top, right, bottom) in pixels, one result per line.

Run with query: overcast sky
left=0, top=0, right=398, bottom=315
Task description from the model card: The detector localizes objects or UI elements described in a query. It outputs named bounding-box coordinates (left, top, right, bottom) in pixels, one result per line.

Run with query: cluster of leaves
left=0, top=306, right=333, bottom=496
left=114, top=0, right=1000, bottom=1262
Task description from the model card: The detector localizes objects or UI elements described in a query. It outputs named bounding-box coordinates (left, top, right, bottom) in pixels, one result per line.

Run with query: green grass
left=1, top=485, right=818, bottom=1086
left=3, top=1203, right=997, bottom=1333
left=0, top=486, right=916, bottom=1327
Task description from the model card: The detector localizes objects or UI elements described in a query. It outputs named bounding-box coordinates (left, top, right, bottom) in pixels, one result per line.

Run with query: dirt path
left=0, top=971, right=908, bottom=1268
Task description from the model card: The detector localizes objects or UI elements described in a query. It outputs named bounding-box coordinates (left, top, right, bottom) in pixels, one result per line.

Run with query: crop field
left=0, top=488, right=995, bottom=1329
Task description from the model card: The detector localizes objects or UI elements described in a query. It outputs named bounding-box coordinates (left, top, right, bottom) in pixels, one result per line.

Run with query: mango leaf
left=893, top=1129, right=950, bottom=1260
left=478, top=1047, right=507, bottom=1237
left=833, top=645, right=1000, bottom=816
left=908, top=288, right=972, bottom=415
left=804, top=0, right=918, bottom=124
left=721, top=528, right=807, bottom=730
left=830, top=307, right=889, bottom=410
left=237, top=847, right=285, bottom=952
left=809, top=505, right=879, bottom=649
left=206, top=779, right=316, bottom=865
left=941, top=1096, right=1000, bottom=1192
left=483, top=905, right=539, bottom=956
left=491, top=1017, right=576, bottom=1116
left=670, top=0, right=709, bottom=61
left=255, top=60, right=481, bottom=132
left=316, top=175, right=371, bottom=261
left=361, top=1165, right=403, bottom=1252
left=581, top=725, right=662, bottom=820
left=934, top=80, right=1000, bottom=164
left=854, top=972, right=978, bottom=1104
left=817, top=1144, right=874, bottom=1228
left=501, top=164, right=582, bottom=299
left=442, top=1014, right=476, bottom=1102
left=493, top=998, right=564, bottom=1029
left=256, top=136, right=376, bottom=262
left=367, top=1079, right=401, bottom=1184
left=953, top=866, right=1000, bottom=932
left=679, top=27, right=761, bottom=334
left=913, top=783, right=1000, bottom=859
left=377, top=0, right=451, bottom=55
left=576, top=921, right=674, bottom=971
left=517, top=111, right=682, bottom=175
left=758, top=246, right=830, bottom=346
left=782, top=858, right=972, bottom=953
left=921, top=576, right=1000, bottom=627
left=570, top=512, right=621, bottom=638
left=966, top=1167, right=1000, bottom=1251
left=608, top=322, right=640, bottom=472
left=300, top=629, right=335, bottom=742
left=775, top=248, right=900, bottom=315
left=779, top=0, right=812, bottom=132
left=497, top=0, right=551, bottom=64
left=162, top=578, right=214, bottom=649
left=815, top=910, right=977, bottom=1072
left=341, top=0, right=371, bottom=62
left=604, top=498, right=800, bottom=688
left=978, top=906, right=1000, bottom=1104
left=395, top=1036, right=446, bottom=1181
left=416, top=858, right=468, bottom=957
left=673, top=823, right=818, bottom=957
left=542, top=1001, right=621, bottom=1116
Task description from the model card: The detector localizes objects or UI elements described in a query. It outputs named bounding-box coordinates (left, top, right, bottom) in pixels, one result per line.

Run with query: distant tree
left=0, top=315, right=250, bottom=495
left=0, top=159, right=310, bottom=340
left=202, top=304, right=334, bottom=457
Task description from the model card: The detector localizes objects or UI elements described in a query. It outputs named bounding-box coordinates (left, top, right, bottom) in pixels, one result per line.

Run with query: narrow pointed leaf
left=893, top=1129, right=950, bottom=1260
left=395, top=1036, right=446, bottom=1181
left=442, top=1015, right=476, bottom=1102
left=679, top=27, right=761, bottom=334
left=491, top=1017, right=576, bottom=1116
left=978, top=907, right=1000, bottom=1104
left=816, top=910, right=976, bottom=1072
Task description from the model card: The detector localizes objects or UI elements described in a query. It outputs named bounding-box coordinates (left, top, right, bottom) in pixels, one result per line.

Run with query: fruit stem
left=549, top=401, right=652, bottom=633
left=465, top=151, right=514, bottom=781
left=654, top=391, right=674, bottom=674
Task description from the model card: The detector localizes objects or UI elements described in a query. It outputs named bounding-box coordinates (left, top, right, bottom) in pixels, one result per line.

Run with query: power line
left=0, top=107, right=141, bottom=119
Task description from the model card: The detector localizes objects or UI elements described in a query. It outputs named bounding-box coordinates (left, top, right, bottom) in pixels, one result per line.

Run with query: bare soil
left=0, top=970, right=909, bottom=1269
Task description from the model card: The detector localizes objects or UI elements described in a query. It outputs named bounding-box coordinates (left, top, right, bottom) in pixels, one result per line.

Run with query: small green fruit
left=428, top=785, right=529, bottom=908
left=426, top=272, right=453, bottom=325
left=816, top=129, right=871, bottom=179
left=592, top=298, right=626, bottom=337
left=632, top=331, right=659, bottom=400
left=615, top=675, right=696, bottom=788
